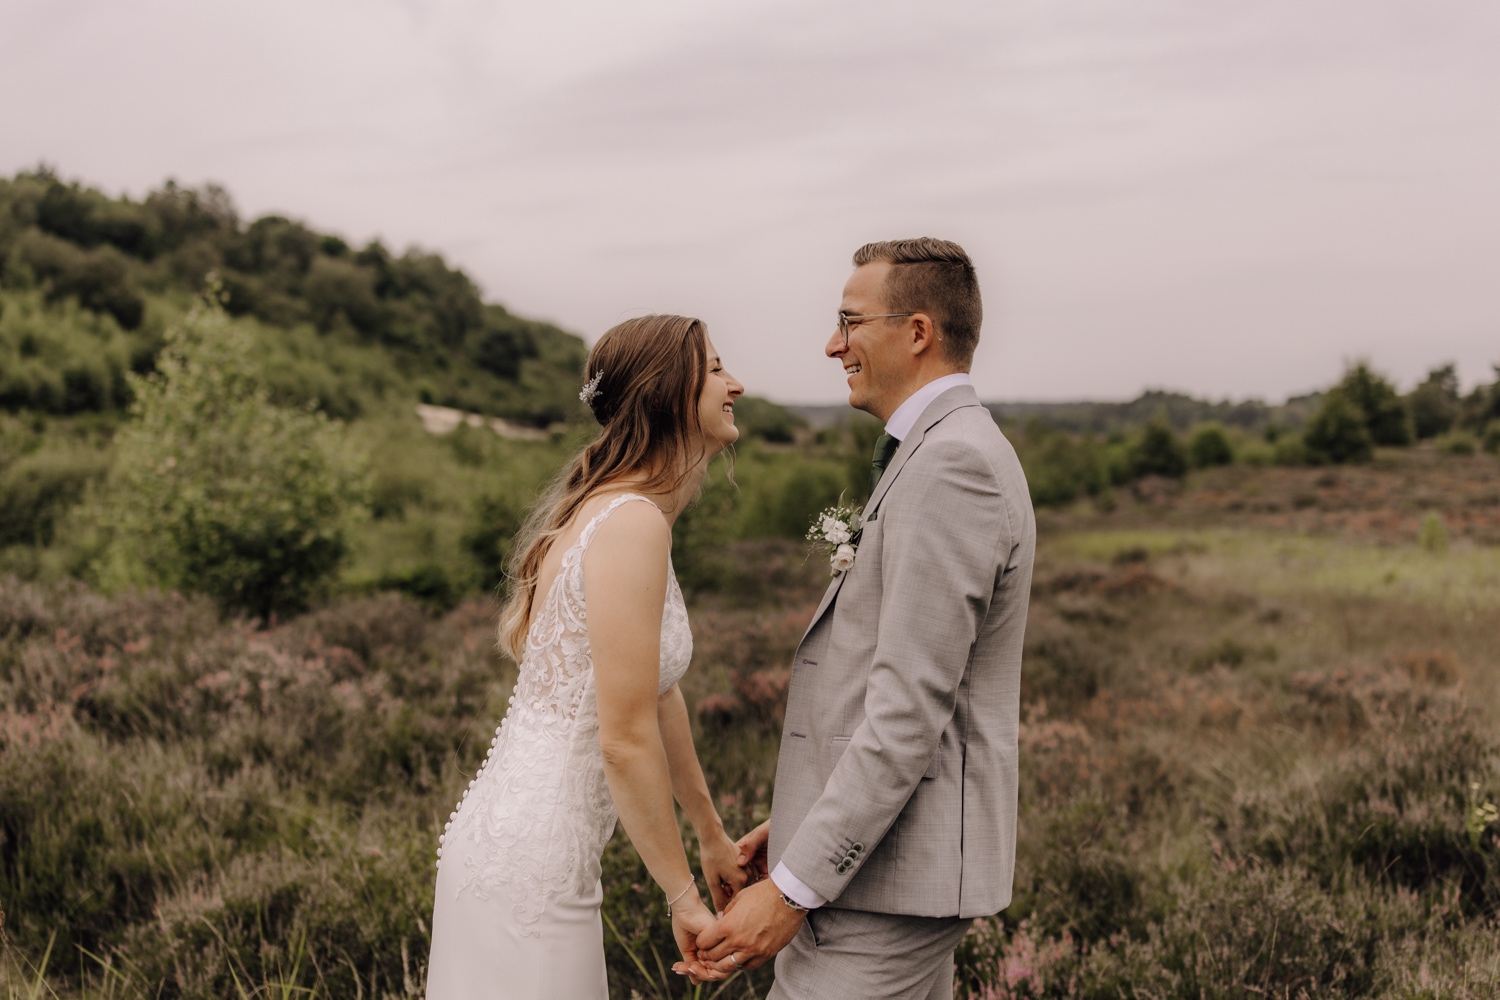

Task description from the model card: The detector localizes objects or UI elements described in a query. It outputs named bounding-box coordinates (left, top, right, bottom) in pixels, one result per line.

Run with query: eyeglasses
left=837, top=311, right=915, bottom=347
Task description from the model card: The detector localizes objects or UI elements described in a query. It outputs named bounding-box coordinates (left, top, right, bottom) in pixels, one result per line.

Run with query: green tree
left=1458, top=364, right=1500, bottom=431
left=15, top=230, right=145, bottom=329
left=1020, top=427, right=1108, bottom=507
left=1129, top=416, right=1189, bottom=478
left=1408, top=363, right=1460, bottom=440
left=1336, top=362, right=1411, bottom=445
left=732, top=396, right=808, bottom=444
left=463, top=491, right=525, bottom=593
left=1483, top=422, right=1500, bottom=455
left=101, top=284, right=367, bottom=618
left=1304, top=391, right=1374, bottom=464
left=1188, top=424, right=1235, bottom=468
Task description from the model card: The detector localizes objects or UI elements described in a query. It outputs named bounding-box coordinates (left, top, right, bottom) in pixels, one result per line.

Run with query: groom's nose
left=825, top=328, right=846, bottom=358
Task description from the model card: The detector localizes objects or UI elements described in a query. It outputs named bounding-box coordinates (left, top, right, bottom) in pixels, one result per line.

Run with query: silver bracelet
left=666, top=876, right=697, bottom=916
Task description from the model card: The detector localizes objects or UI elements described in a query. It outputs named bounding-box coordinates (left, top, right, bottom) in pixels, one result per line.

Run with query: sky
left=3, top=0, right=1497, bottom=404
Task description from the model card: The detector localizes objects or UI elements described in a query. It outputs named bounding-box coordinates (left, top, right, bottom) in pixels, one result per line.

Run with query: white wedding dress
left=426, top=495, right=693, bottom=999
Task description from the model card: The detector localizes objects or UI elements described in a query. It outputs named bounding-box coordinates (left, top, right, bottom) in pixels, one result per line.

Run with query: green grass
left=1048, top=527, right=1500, bottom=609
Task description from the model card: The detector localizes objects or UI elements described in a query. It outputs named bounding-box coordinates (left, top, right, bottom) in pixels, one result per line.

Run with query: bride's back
left=524, top=489, right=647, bottom=639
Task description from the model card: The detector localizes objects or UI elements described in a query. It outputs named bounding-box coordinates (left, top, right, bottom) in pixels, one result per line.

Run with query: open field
left=2, top=453, right=1499, bottom=999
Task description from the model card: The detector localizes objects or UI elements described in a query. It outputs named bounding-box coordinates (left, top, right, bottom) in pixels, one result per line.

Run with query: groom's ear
left=907, top=312, right=939, bottom=356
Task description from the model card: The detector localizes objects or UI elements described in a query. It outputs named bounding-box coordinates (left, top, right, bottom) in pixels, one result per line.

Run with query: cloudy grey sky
left=3, top=0, right=1497, bottom=403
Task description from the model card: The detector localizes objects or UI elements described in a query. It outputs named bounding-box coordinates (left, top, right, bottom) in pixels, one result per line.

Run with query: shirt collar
left=884, top=372, right=972, bottom=441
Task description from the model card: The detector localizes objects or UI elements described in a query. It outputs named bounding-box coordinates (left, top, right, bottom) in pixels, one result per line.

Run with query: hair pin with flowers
left=579, top=370, right=605, bottom=407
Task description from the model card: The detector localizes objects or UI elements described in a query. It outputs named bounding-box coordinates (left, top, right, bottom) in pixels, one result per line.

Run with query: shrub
left=99, top=288, right=367, bottom=618
left=1237, top=439, right=1275, bottom=466
left=669, top=462, right=740, bottom=593
left=1304, top=391, right=1374, bottom=464
left=35, top=178, right=157, bottom=256
left=732, top=396, right=808, bottom=444
left=462, top=491, right=524, bottom=593
left=471, top=326, right=529, bottom=379
left=1020, top=629, right=1111, bottom=707
left=1023, top=799, right=1149, bottom=943
left=1436, top=430, right=1477, bottom=455
left=0, top=583, right=485, bottom=998
left=1458, top=365, right=1500, bottom=432
left=0, top=291, right=143, bottom=414
left=839, top=411, right=886, bottom=503
left=1187, top=423, right=1234, bottom=468
left=1272, top=431, right=1312, bottom=465
left=735, top=450, right=847, bottom=539
left=1409, top=363, right=1460, bottom=440
left=1128, top=416, right=1188, bottom=479
left=0, top=445, right=109, bottom=546
left=1483, top=421, right=1500, bottom=455
left=375, top=563, right=460, bottom=610
left=1021, top=431, right=1108, bottom=507
left=1418, top=512, right=1451, bottom=554
left=303, top=255, right=384, bottom=336
left=1336, top=361, right=1412, bottom=445
left=15, top=231, right=145, bottom=330
left=1221, top=684, right=1497, bottom=914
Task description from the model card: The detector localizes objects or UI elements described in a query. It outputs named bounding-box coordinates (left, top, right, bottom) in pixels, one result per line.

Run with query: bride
left=426, top=315, right=749, bottom=998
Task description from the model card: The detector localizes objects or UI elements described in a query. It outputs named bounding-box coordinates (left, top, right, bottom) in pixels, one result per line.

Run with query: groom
left=696, top=238, right=1035, bottom=998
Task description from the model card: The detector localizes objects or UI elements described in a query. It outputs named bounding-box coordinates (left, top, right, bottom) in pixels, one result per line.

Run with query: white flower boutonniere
left=807, top=502, right=864, bottom=576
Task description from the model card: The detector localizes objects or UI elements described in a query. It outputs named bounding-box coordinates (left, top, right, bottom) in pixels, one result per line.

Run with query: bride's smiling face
left=697, top=337, right=744, bottom=454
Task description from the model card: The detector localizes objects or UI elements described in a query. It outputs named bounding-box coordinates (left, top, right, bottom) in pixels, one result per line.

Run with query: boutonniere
left=806, top=501, right=864, bottom=576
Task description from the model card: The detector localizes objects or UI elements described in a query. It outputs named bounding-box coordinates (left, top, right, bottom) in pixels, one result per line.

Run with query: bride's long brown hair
left=498, top=314, right=710, bottom=659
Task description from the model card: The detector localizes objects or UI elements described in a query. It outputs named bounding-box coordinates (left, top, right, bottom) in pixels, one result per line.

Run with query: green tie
left=869, top=432, right=899, bottom=494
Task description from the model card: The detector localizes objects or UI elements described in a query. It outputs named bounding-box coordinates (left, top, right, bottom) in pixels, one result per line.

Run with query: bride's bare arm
left=658, top=685, right=751, bottom=910
left=586, top=503, right=723, bottom=978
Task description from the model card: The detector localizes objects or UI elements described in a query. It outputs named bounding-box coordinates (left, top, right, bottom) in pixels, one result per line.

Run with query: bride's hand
left=669, top=896, right=726, bottom=984
left=735, top=820, right=771, bottom=883
left=700, top=831, right=751, bottom=911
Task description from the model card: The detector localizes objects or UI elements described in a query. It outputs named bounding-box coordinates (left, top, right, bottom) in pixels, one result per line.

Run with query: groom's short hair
left=853, top=238, right=982, bottom=366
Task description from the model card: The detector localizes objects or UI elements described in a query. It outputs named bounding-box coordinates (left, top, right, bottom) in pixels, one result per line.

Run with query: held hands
left=735, top=820, right=771, bottom=882
left=668, top=894, right=728, bottom=984
left=699, top=829, right=752, bottom=911
left=671, top=820, right=780, bottom=982
left=694, top=877, right=805, bottom=975
left=667, top=825, right=754, bottom=984
left=690, top=822, right=801, bottom=974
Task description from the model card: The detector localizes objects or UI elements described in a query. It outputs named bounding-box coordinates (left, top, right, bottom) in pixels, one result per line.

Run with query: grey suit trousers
left=768, top=910, right=973, bottom=1000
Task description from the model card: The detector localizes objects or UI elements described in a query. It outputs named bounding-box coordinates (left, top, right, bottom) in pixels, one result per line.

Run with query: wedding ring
left=730, top=953, right=745, bottom=970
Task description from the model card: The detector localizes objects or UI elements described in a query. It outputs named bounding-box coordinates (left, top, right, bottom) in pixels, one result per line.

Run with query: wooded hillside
left=0, top=168, right=587, bottom=425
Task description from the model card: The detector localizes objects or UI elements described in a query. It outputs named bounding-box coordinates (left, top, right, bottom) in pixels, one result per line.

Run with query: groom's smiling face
left=828, top=262, right=910, bottom=421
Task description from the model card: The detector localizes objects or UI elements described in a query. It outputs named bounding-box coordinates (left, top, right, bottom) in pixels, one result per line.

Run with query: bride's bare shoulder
left=582, top=496, right=669, bottom=561
left=580, top=498, right=671, bottom=609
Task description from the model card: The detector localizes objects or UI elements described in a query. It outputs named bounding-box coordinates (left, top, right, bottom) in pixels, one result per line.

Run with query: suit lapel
left=803, top=568, right=847, bottom=639
left=798, top=385, right=984, bottom=642
left=865, top=384, right=981, bottom=515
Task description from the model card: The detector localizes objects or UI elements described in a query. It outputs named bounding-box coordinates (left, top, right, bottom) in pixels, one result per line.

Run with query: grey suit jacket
left=768, top=384, right=1035, bottom=918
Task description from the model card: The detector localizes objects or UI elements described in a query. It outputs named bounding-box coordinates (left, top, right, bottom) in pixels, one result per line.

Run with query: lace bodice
left=435, top=494, right=693, bottom=933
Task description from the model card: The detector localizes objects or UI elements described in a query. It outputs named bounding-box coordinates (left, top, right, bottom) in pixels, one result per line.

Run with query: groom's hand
left=695, top=878, right=805, bottom=974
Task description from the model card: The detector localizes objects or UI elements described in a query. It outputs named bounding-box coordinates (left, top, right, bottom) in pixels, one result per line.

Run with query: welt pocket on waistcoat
left=830, top=735, right=851, bottom=745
